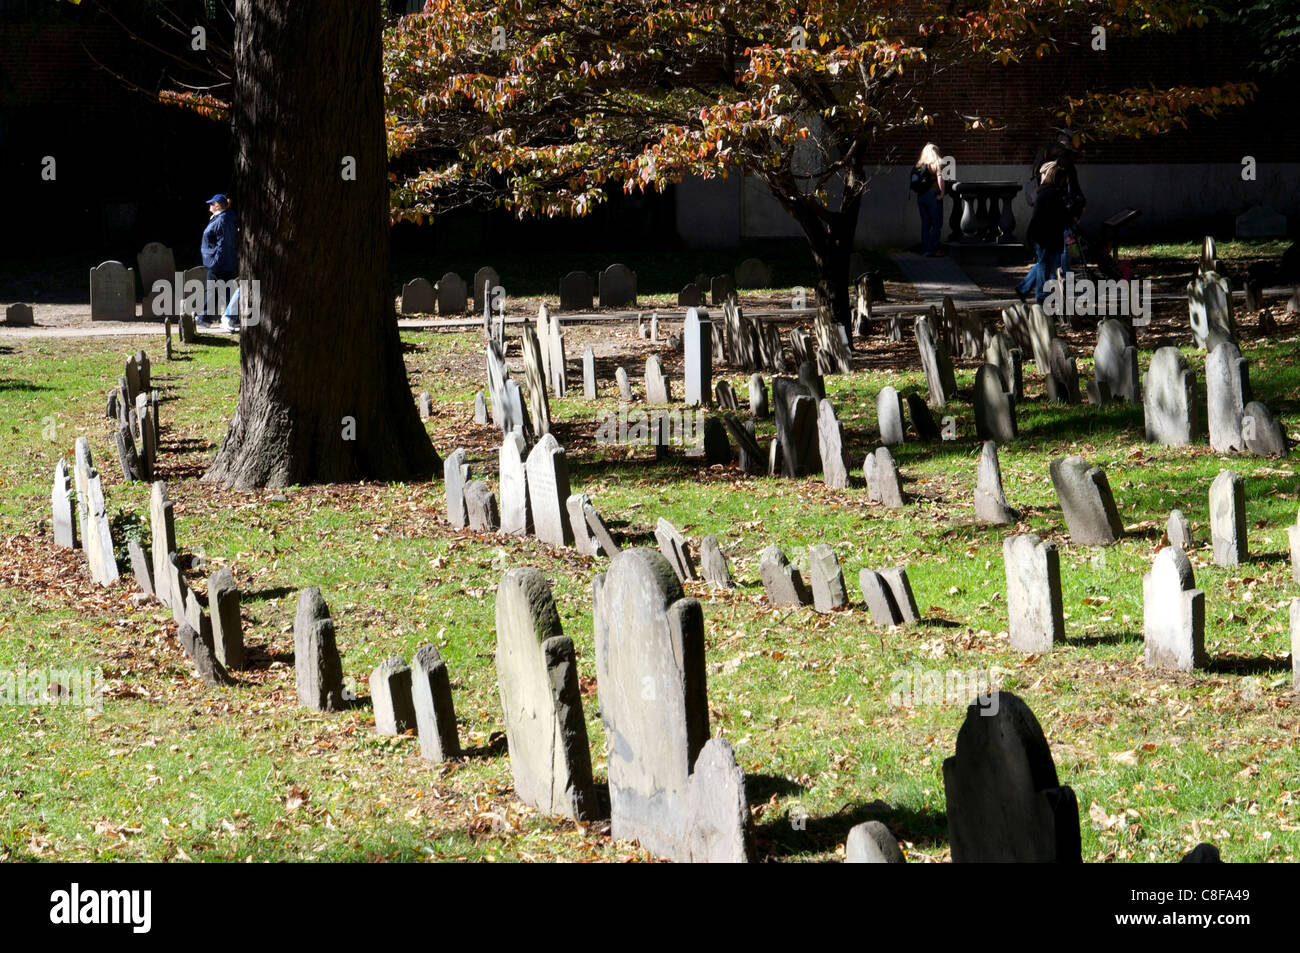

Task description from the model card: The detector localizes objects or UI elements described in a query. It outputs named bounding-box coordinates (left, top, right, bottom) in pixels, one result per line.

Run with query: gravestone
left=859, top=568, right=919, bottom=626
left=915, top=310, right=957, bottom=408
left=1049, top=456, right=1123, bottom=545
left=975, top=440, right=1017, bottom=524
left=150, top=482, right=176, bottom=607
left=82, top=472, right=119, bottom=586
left=1003, top=535, right=1064, bottom=653
left=715, top=380, right=738, bottom=411
left=583, top=346, right=597, bottom=399
left=1045, top=338, right=1081, bottom=404
left=567, top=493, right=599, bottom=556
left=1094, top=319, right=1138, bottom=402
left=798, top=360, right=825, bottom=400
left=817, top=400, right=849, bottom=489
left=1144, top=347, right=1197, bottom=446
left=702, top=416, right=730, bottom=465
left=1187, top=272, right=1233, bottom=349
left=645, top=355, right=671, bottom=404
left=370, top=656, right=417, bottom=735
left=654, top=518, right=697, bottom=583
left=464, top=480, right=501, bottom=532
left=499, top=433, right=531, bottom=536
left=684, top=308, right=712, bottom=407
left=208, top=568, right=244, bottom=670
left=559, top=271, right=594, bottom=311
left=400, top=277, right=437, bottom=315
left=525, top=433, right=573, bottom=547
left=437, top=272, right=468, bottom=314
left=598, top=264, right=637, bottom=307
left=1235, top=204, right=1288, bottom=239
left=845, top=821, right=905, bottom=864
left=1291, top=600, right=1300, bottom=691
left=593, top=549, right=752, bottom=862
left=411, top=644, right=461, bottom=762
left=166, top=554, right=188, bottom=625
left=177, top=615, right=234, bottom=687
left=4, top=303, right=34, bottom=327
left=905, top=393, right=941, bottom=441
left=1026, top=303, right=1056, bottom=374
left=678, top=283, right=703, bottom=307
left=90, top=261, right=136, bottom=321
left=734, top=258, right=772, bottom=288
left=877, top=386, right=905, bottom=446
left=616, top=366, right=633, bottom=401
left=583, top=501, right=620, bottom=558
left=294, top=587, right=346, bottom=711
left=699, top=535, right=734, bottom=590
left=472, top=266, right=502, bottom=310
left=1208, top=469, right=1246, bottom=565
left=127, top=540, right=153, bottom=598
left=749, top=374, right=769, bottom=418
left=973, top=364, right=1017, bottom=444
left=473, top=391, right=490, bottom=425
left=443, top=449, right=470, bottom=530
left=547, top=319, right=568, bottom=398
left=942, top=692, right=1081, bottom=863
left=1143, top=546, right=1206, bottom=672
left=722, top=414, right=765, bottom=475
left=807, top=543, right=848, bottom=612
left=418, top=392, right=432, bottom=420
left=759, top=545, right=811, bottom=606
left=51, top=459, right=76, bottom=548
left=709, top=274, right=734, bottom=307
left=1205, top=342, right=1251, bottom=452
left=136, top=242, right=176, bottom=308
left=878, top=568, right=919, bottom=622
left=1241, top=401, right=1287, bottom=457
left=521, top=322, right=552, bottom=436
left=1168, top=509, right=1194, bottom=551
left=864, top=447, right=905, bottom=507
left=73, top=438, right=93, bottom=542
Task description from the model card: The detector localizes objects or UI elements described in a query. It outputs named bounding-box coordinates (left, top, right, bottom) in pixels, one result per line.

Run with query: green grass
left=1, top=299, right=1299, bottom=863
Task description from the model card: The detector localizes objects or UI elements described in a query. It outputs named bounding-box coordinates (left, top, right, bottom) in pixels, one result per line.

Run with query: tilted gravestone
left=1168, top=509, right=1194, bottom=551
left=645, top=355, right=671, bottom=404
left=496, top=567, right=598, bottom=820
left=51, top=458, right=76, bottom=548
left=598, top=264, right=637, bottom=308
left=1003, top=535, right=1064, bottom=653
left=370, top=656, right=417, bottom=735
left=817, top=399, right=849, bottom=489
left=973, top=364, right=1016, bottom=444
left=655, top=518, right=697, bottom=583
left=464, top=480, right=500, bottom=532
left=499, top=433, right=531, bottom=536
left=525, top=433, right=573, bottom=547
left=208, top=568, right=244, bottom=670
left=759, top=544, right=811, bottom=607
left=1205, top=341, right=1251, bottom=452
left=715, top=379, right=738, bottom=411
left=1026, top=303, right=1056, bottom=374
left=1241, top=401, right=1288, bottom=457
left=1045, top=338, right=1081, bottom=405
left=942, top=692, right=1081, bottom=862
left=1188, top=271, right=1233, bottom=349
left=1049, top=455, right=1123, bottom=545
left=773, top=378, right=822, bottom=478
left=559, top=271, right=594, bottom=311
left=582, top=346, right=597, bottom=399
left=1208, top=469, right=1247, bottom=566
left=877, top=386, right=905, bottom=446
left=150, top=482, right=176, bottom=606
left=684, top=308, right=712, bottom=407
left=294, top=587, right=346, bottom=711
left=400, top=277, right=437, bottom=315
left=1143, top=346, right=1197, bottom=446
left=583, top=500, right=620, bottom=558
left=178, top=610, right=234, bottom=688
left=520, top=322, right=552, bottom=436
left=915, top=310, right=957, bottom=408
left=411, top=644, right=461, bottom=762
left=905, top=393, right=941, bottom=442
left=567, top=493, right=599, bottom=557
left=594, top=549, right=753, bottom=861
left=436, top=271, right=468, bottom=314
left=797, top=360, right=825, bottom=400
left=807, top=543, right=848, bottom=612
left=975, top=440, right=1017, bottom=525
left=473, top=390, right=488, bottom=424
left=749, top=374, right=769, bottom=419
left=864, top=446, right=905, bottom=507
left=986, top=331, right=1023, bottom=401
left=615, top=366, right=632, bottom=401
left=443, top=449, right=470, bottom=530
left=1094, top=319, right=1138, bottom=402
left=82, top=472, right=119, bottom=586
left=722, top=413, right=765, bottom=475
left=699, top=535, right=734, bottom=590
left=90, top=261, right=136, bottom=321
left=858, top=567, right=920, bottom=625
left=1143, top=546, right=1206, bottom=672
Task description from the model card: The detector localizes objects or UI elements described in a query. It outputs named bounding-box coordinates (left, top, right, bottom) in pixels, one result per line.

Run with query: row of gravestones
left=88, top=243, right=209, bottom=321
left=552, top=259, right=775, bottom=313
left=104, top=351, right=160, bottom=483
left=400, top=267, right=501, bottom=316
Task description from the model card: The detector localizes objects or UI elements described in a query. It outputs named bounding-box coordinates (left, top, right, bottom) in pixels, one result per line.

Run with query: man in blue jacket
left=199, top=193, right=240, bottom=331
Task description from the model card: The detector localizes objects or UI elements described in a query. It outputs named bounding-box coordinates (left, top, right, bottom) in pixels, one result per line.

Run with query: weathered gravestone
left=1003, top=535, right=1064, bottom=653
left=974, top=440, right=1018, bottom=525
left=127, top=540, right=153, bottom=598
left=709, top=274, right=734, bottom=307
left=150, top=482, right=176, bottom=606
left=136, top=242, right=176, bottom=313
left=1167, top=509, right=1194, bottom=551
left=942, top=692, right=1081, bottom=862
left=1208, top=469, right=1247, bottom=566
left=400, top=277, right=437, bottom=315
left=844, top=821, right=905, bottom=864
left=864, top=446, right=905, bottom=507
left=208, top=568, right=244, bottom=670
left=1094, top=319, right=1138, bottom=402
left=411, top=644, right=461, bottom=762
left=1188, top=271, right=1233, bottom=349
left=1026, top=303, right=1056, bottom=374
left=566, top=493, right=600, bottom=557
left=464, top=480, right=501, bottom=533
left=559, top=271, right=594, bottom=311
left=1143, top=546, right=1205, bottom=672
left=472, top=267, right=502, bottom=311
left=877, top=386, right=905, bottom=446
left=722, top=414, right=765, bottom=475
left=749, top=374, right=769, bottom=419
left=702, top=415, right=730, bottom=465
left=90, top=261, right=136, bottom=321
left=699, top=535, right=734, bottom=590
left=294, top=587, right=346, bottom=711
left=973, top=364, right=1017, bottom=444
left=807, top=543, right=848, bottom=612
left=473, top=390, right=489, bottom=424
left=798, top=360, right=826, bottom=400
left=525, top=433, right=573, bottom=546
left=905, top=393, right=941, bottom=442
left=615, top=366, right=633, bottom=402
left=678, top=283, right=703, bottom=307
left=51, top=458, right=76, bottom=548
left=817, top=400, right=849, bottom=489
left=4, top=303, right=34, bottom=327
left=915, top=310, right=957, bottom=408
left=1049, top=455, right=1123, bottom=545
left=443, top=449, right=470, bottom=530
left=858, top=567, right=920, bottom=625
left=734, top=258, right=772, bottom=289
left=520, top=322, right=552, bottom=436
left=759, top=545, right=811, bottom=607
left=178, top=612, right=234, bottom=688
left=1144, top=347, right=1198, bottom=446
left=773, top=379, right=821, bottom=478
left=580, top=501, right=619, bottom=559
left=82, top=472, right=119, bottom=586
left=598, top=264, right=637, bottom=307
left=370, top=656, right=417, bottom=735
left=1046, top=337, right=1082, bottom=404
left=1241, top=401, right=1288, bottom=457
left=582, top=346, right=597, bottom=399
left=654, top=518, right=697, bottom=583
left=715, top=379, right=738, bottom=411
left=496, top=564, right=598, bottom=816
left=437, top=272, right=468, bottom=314
left=684, top=308, right=711, bottom=407
left=645, top=355, right=671, bottom=404
left=1288, top=507, right=1300, bottom=584
left=594, top=549, right=753, bottom=861
left=1206, top=341, right=1251, bottom=452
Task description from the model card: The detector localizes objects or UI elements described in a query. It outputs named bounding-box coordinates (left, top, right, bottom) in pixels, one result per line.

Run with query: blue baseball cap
left=204, top=193, right=228, bottom=204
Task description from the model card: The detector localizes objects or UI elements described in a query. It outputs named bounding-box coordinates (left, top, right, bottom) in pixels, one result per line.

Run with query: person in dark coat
left=199, top=193, right=239, bottom=330
left=1017, top=161, right=1071, bottom=303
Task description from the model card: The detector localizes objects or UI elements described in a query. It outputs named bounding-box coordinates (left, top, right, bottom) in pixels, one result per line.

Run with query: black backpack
left=909, top=164, right=935, bottom=194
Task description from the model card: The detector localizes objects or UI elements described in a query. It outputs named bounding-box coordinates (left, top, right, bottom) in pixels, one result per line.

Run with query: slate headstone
left=208, top=568, right=244, bottom=670
left=975, top=440, right=1017, bottom=524
left=1143, top=546, right=1206, bottom=672
left=645, top=355, right=671, bottom=404
left=582, top=346, right=597, bottom=399
left=4, top=303, right=34, bottom=327
left=654, top=517, right=697, bottom=583
left=817, top=399, right=849, bottom=489
left=807, top=543, right=848, bottom=612
left=698, top=535, right=734, bottom=590
left=525, top=433, right=573, bottom=546
left=1167, top=509, right=1193, bottom=551
left=559, top=271, right=594, bottom=311
left=411, top=643, right=461, bottom=762
left=370, top=656, right=417, bottom=735
left=499, top=433, right=531, bottom=536
left=749, top=374, right=769, bottom=419
left=51, top=458, right=76, bottom=548
left=877, top=386, right=905, bottom=446
left=444, top=448, right=470, bottom=530
left=400, top=277, right=437, bottom=315
left=583, top=501, right=621, bottom=558
left=294, top=587, right=346, bottom=711
left=759, top=545, right=811, bottom=607
left=598, top=264, right=637, bottom=308
left=150, top=482, right=176, bottom=607
left=616, top=366, right=633, bottom=402
left=82, top=472, right=119, bottom=586
left=905, top=393, right=941, bottom=442
left=1241, top=401, right=1287, bottom=457
left=864, top=446, right=905, bottom=507
left=684, top=308, right=711, bottom=407
left=1208, top=469, right=1246, bottom=565
left=1206, top=341, right=1251, bottom=452
left=567, top=493, right=599, bottom=556
left=1144, top=347, right=1198, bottom=446
left=1003, top=535, right=1064, bottom=653
left=90, top=261, right=136, bottom=321
left=437, top=272, right=468, bottom=314
left=974, top=364, right=1017, bottom=444
left=1049, top=455, right=1123, bottom=545
left=465, top=479, right=501, bottom=532
left=844, top=821, right=905, bottom=864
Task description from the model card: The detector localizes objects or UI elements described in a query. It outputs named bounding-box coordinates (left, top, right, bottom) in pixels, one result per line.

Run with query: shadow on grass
left=1205, top=653, right=1292, bottom=676
left=755, top=798, right=949, bottom=861
left=243, top=585, right=297, bottom=603
left=1068, top=629, right=1142, bottom=648
left=459, top=731, right=507, bottom=761
left=0, top=378, right=52, bottom=393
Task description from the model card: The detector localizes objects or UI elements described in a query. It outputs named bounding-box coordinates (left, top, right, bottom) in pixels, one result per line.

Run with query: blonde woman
left=910, top=144, right=946, bottom=257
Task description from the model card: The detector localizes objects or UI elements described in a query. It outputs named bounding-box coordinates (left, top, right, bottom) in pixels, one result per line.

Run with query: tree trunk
left=789, top=193, right=862, bottom=349
left=205, top=0, right=438, bottom=490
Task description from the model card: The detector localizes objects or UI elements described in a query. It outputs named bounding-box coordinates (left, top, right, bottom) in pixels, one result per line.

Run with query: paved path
left=890, top=252, right=988, bottom=302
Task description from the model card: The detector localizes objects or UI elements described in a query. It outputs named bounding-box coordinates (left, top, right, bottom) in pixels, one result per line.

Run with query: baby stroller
left=1064, top=208, right=1142, bottom=282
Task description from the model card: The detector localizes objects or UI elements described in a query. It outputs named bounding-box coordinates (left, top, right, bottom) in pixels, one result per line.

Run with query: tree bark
left=788, top=191, right=862, bottom=348
left=205, top=0, right=439, bottom=490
